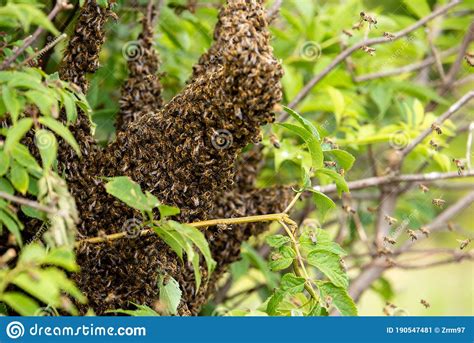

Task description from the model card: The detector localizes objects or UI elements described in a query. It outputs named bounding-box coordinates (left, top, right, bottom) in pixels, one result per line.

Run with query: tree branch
left=313, top=170, right=474, bottom=195
left=0, top=191, right=58, bottom=215
left=401, top=91, right=474, bottom=157
left=278, top=0, right=461, bottom=121
left=0, top=0, right=71, bottom=70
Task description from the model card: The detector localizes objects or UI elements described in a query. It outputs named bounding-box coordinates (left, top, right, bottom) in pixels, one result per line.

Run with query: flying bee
left=420, top=226, right=430, bottom=237
left=383, top=236, right=397, bottom=245
left=431, top=123, right=442, bottom=134
left=367, top=206, right=378, bottom=213
left=384, top=215, right=398, bottom=226
left=324, top=161, right=337, bottom=168
left=447, top=222, right=455, bottom=231
left=432, top=198, right=446, bottom=208
left=465, top=52, right=474, bottom=67
left=339, top=258, right=347, bottom=272
left=458, top=238, right=471, bottom=250
left=418, top=184, right=429, bottom=193
left=324, top=295, right=333, bottom=308
left=269, top=133, right=281, bottom=149
left=406, top=229, right=417, bottom=241
left=271, top=252, right=283, bottom=261
left=342, top=205, right=356, bottom=214
left=429, top=139, right=439, bottom=149
left=360, top=45, right=376, bottom=56
left=452, top=159, right=465, bottom=175
left=343, top=29, right=353, bottom=37
left=383, top=32, right=395, bottom=40
left=360, top=11, right=378, bottom=28
left=352, top=21, right=364, bottom=31
left=420, top=299, right=430, bottom=309
left=338, top=168, right=345, bottom=176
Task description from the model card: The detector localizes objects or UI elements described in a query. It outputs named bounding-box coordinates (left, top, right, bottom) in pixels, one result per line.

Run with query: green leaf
left=282, top=106, right=320, bottom=140
left=0, top=150, right=10, bottom=176
left=326, top=87, right=345, bottom=125
left=35, top=129, right=58, bottom=170
left=153, top=224, right=186, bottom=263
left=299, top=229, right=347, bottom=257
left=38, top=117, right=81, bottom=156
left=371, top=277, right=395, bottom=301
left=269, top=245, right=295, bottom=271
left=168, top=221, right=216, bottom=276
left=308, top=190, right=336, bottom=221
left=307, top=251, right=348, bottom=288
left=402, top=0, right=430, bottom=18
left=158, top=204, right=180, bottom=218
left=278, top=123, right=323, bottom=168
left=158, top=276, right=182, bottom=315
left=267, top=273, right=305, bottom=315
left=42, top=248, right=79, bottom=272
left=11, top=144, right=42, bottom=175
left=10, top=162, right=29, bottom=194
left=318, top=282, right=357, bottom=316
left=25, top=90, right=56, bottom=117
left=315, top=168, right=349, bottom=196
left=2, top=292, right=39, bottom=316
left=323, top=150, right=355, bottom=171
left=61, top=91, right=78, bottom=122
left=105, top=176, right=156, bottom=212
left=0, top=209, right=23, bottom=246
left=4, top=118, right=33, bottom=153
left=2, top=85, right=21, bottom=122
left=21, top=205, right=47, bottom=221
left=266, top=234, right=291, bottom=248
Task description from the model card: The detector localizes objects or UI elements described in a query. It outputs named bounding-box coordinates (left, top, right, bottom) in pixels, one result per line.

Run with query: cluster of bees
left=115, top=11, right=163, bottom=133
left=53, top=0, right=287, bottom=315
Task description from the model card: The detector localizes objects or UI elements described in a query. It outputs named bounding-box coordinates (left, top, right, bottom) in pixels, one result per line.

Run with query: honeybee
left=431, top=123, right=442, bottom=134
left=406, top=229, right=417, bottom=241
left=432, top=198, right=446, bottom=208
left=360, top=45, right=376, bottom=56
left=429, top=139, right=439, bottom=149
left=465, top=52, right=474, bottom=67
left=420, top=226, right=430, bottom=237
left=342, top=205, right=356, bottom=214
left=458, top=238, right=471, bottom=250
left=383, top=236, right=397, bottom=245
left=269, top=133, right=281, bottom=149
left=383, top=32, right=395, bottom=40
left=324, top=161, right=337, bottom=167
left=384, top=215, right=398, bottom=226
left=420, top=299, right=430, bottom=309
left=452, top=159, right=465, bottom=175
left=342, top=29, right=353, bottom=37
left=418, top=184, right=429, bottom=193
left=360, top=11, right=378, bottom=28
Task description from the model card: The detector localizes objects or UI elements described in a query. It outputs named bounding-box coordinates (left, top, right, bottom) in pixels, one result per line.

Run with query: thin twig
left=355, top=46, right=459, bottom=82
left=266, top=0, right=283, bottom=23
left=0, top=191, right=57, bottom=215
left=401, top=91, right=474, bottom=158
left=18, top=33, right=67, bottom=67
left=313, top=170, right=474, bottom=195
left=0, top=0, right=71, bottom=70
left=278, top=0, right=461, bottom=121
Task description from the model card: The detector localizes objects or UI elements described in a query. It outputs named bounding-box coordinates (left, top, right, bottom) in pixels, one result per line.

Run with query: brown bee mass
left=47, top=0, right=289, bottom=315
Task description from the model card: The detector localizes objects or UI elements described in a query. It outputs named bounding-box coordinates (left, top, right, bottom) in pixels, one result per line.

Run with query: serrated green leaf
left=315, top=168, right=348, bottom=196
left=323, top=150, right=355, bottom=171
left=10, top=162, right=29, bottom=194
left=105, top=176, right=155, bottom=212
left=267, top=273, right=305, bottom=315
left=38, top=117, right=81, bottom=156
left=318, top=282, right=357, bottom=316
left=278, top=122, right=323, bottom=168
left=2, top=292, right=40, bottom=316
left=0, top=151, right=10, bottom=176
left=266, top=234, right=291, bottom=248
left=158, top=276, right=182, bottom=315
left=282, top=106, right=320, bottom=140
left=4, top=118, right=33, bottom=153
left=35, top=129, right=58, bottom=170
left=307, top=189, right=336, bottom=221
left=307, top=251, right=348, bottom=288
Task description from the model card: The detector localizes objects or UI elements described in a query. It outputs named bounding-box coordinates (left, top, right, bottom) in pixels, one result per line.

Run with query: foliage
left=0, top=0, right=473, bottom=317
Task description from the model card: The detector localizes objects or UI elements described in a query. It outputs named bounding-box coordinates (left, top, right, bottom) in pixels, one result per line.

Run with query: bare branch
left=0, top=191, right=58, bottom=215
left=355, top=46, right=459, bottom=82
left=0, top=0, right=71, bottom=70
left=278, top=0, right=461, bottom=120
left=313, top=170, right=474, bottom=194
left=401, top=91, right=474, bottom=157
left=348, top=190, right=474, bottom=302
left=266, top=0, right=283, bottom=23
